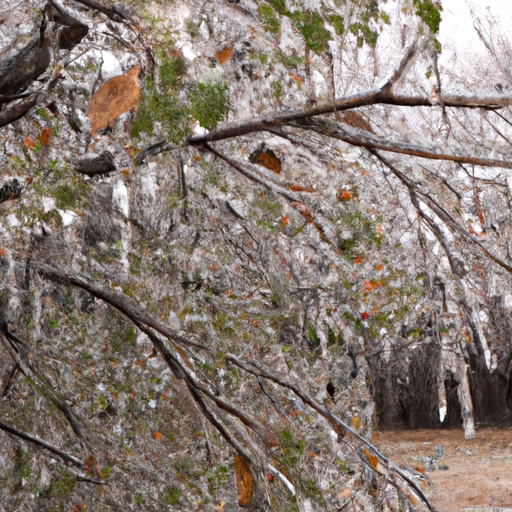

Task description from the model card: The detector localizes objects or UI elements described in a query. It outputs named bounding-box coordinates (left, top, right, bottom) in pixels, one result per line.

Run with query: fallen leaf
left=360, top=311, right=369, bottom=321
left=288, top=72, right=303, bottom=84
left=39, top=126, right=52, bottom=145
left=250, top=149, right=281, bottom=173
left=341, top=111, right=373, bottom=132
left=286, top=183, right=314, bottom=192
left=87, top=65, right=141, bottom=135
left=23, top=137, right=34, bottom=150
left=363, top=279, right=383, bottom=293
left=216, top=46, right=232, bottom=65
left=337, top=189, right=351, bottom=201
left=279, top=216, right=289, bottom=228
left=336, top=488, right=351, bottom=499
left=361, top=448, right=378, bottom=468
left=351, top=416, right=362, bottom=429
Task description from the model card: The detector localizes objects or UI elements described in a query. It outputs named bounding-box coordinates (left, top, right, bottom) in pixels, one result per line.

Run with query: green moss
left=128, top=252, right=143, bottom=276
left=35, top=107, right=50, bottom=119
left=187, top=82, right=229, bottom=131
left=413, top=0, right=442, bottom=33
left=258, top=5, right=280, bottom=34
left=131, top=54, right=189, bottom=142
left=290, top=11, right=332, bottom=53
left=299, top=476, right=324, bottom=504
left=133, top=493, right=145, bottom=507
left=205, top=463, right=229, bottom=493
left=16, top=449, right=32, bottom=479
left=164, top=486, right=180, bottom=505
left=159, top=54, right=187, bottom=90
left=349, top=22, right=378, bottom=47
left=258, top=53, right=269, bottom=65
left=131, top=80, right=190, bottom=142
left=279, top=53, right=304, bottom=68
left=271, top=80, right=283, bottom=99
left=306, top=321, right=319, bottom=347
left=327, top=14, right=345, bottom=36
left=53, top=184, right=82, bottom=209
left=267, top=0, right=286, bottom=15
left=43, top=471, right=75, bottom=498
left=40, top=209, right=63, bottom=229
left=48, top=317, right=59, bottom=329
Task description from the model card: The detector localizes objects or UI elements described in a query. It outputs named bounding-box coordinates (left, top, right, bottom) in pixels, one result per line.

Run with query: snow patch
left=168, top=310, right=181, bottom=330
left=42, top=197, right=56, bottom=212
left=113, top=179, right=129, bottom=217
left=101, top=52, right=123, bottom=80
left=58, top=209, right=77, bottom=227
left=5, top=214, right=20, bottom=227
left=180, top=44, right=199, bottom=61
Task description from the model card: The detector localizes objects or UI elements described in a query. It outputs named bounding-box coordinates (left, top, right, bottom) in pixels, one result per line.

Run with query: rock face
left=0, top=0, right=511, bottom=510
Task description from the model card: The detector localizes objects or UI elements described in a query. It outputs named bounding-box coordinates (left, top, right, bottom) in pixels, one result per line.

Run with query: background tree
left=1, top=0, right=512, bottom=510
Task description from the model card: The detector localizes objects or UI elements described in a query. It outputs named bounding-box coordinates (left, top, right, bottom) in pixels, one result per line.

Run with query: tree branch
left=300, top=117, right=512, bottom=169
left=201, top=143, right=301, bottom=202
left=370, top=150, right=512, bottom=274
left=0, top=420, right=83, bottom=467
left=225, top=353, right=435, bottom=512
left=187, top=91, right=512, bottom=146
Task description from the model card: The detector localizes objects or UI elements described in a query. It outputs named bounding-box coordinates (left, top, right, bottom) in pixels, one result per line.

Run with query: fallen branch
left=0, top=420, right=83, bottom=467
left=70, top=0, right=132, bottom=23
left=0, top=93, right=44, bottom=128
left=0, top=327, right=88, bottom=450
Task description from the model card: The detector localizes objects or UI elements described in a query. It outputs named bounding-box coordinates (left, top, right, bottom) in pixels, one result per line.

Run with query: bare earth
left=374, top=429, right=512, bottom=512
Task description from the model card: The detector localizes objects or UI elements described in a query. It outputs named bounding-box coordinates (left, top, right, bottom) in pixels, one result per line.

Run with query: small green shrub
left=413, top=0, right=442, bottom=33
left=327, top=14, right=345, bottom=36
left=159, top=54, right=187, bottom=90
left=53, top=181, right=88, bottom=210
left=131, top=79, right=189, bottom=142
left=267, top=0, right=286, bottom=14
left=164, top=486, right=180, bottom=504
left=187, top=82, right=229, bottom=131
left=258, top=5, right=280, bottom=34
left=289, top=11, right=332, bottom=53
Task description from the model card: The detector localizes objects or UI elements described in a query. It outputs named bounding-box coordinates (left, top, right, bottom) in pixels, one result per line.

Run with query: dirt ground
left=374, top=429, right=512, bottom=512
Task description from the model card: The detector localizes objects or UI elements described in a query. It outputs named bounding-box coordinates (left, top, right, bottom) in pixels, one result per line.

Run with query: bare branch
left=34, top=263, right=210, bottom=352
left=382, top=39, right=421, bottom=93
left=370, top=150, right=512, bottom=274
left=0, top=328, right=88, bottom=450
left=202, top=144, right=300, bottom=202
left=300, top=117, right=512, bottom=169
left=187, top=92, right=512, bottom=146
left=225, top=354, right=435, bottom=512
left=70, top=0, right=132, bottom=23
left=0, top=420, right=83, bottom=467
